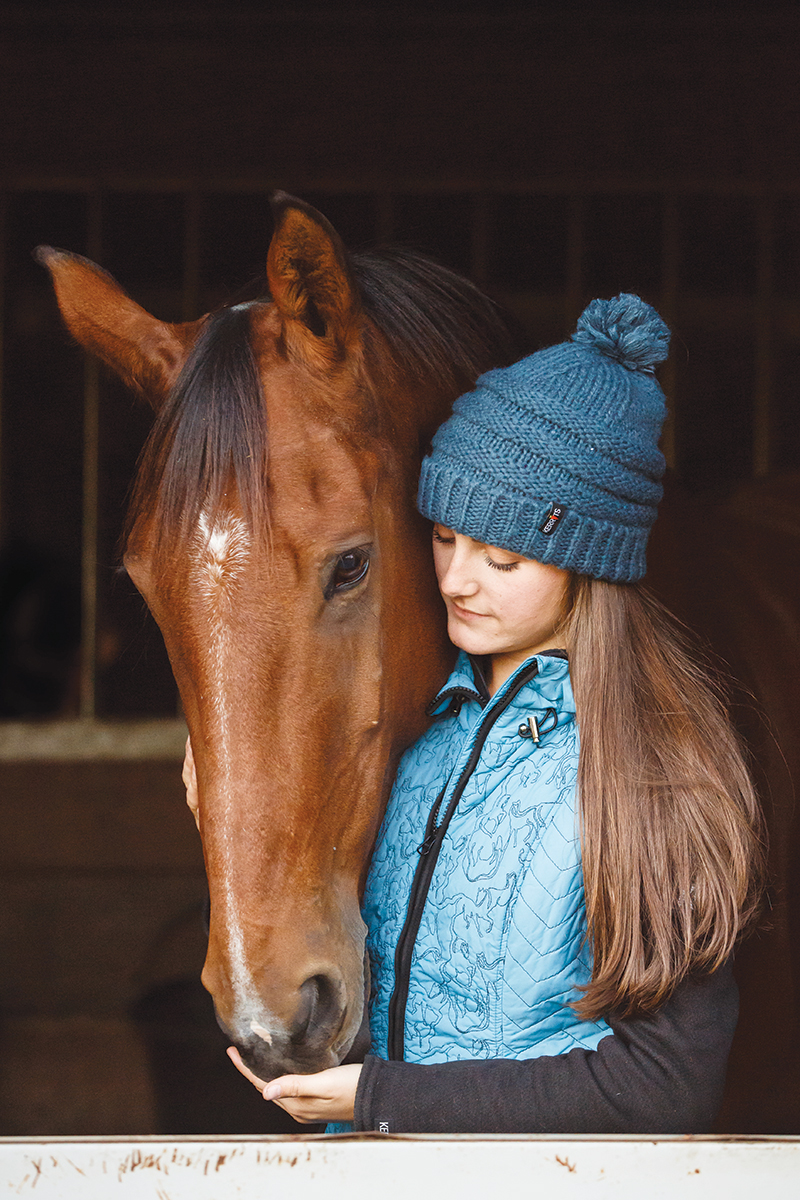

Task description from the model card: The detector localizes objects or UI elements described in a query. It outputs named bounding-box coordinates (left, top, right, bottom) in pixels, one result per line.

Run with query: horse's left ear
left=267, top=192, right=361, bottom=364
left=34, top=246, right=201, bottom=410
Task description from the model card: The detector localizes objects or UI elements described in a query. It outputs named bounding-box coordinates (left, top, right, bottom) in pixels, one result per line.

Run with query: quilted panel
left=364, top=652, right=610, bottom=1065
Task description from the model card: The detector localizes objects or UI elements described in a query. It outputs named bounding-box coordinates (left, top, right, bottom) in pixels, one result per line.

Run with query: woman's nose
left=439, top=546, right=478, bottom=597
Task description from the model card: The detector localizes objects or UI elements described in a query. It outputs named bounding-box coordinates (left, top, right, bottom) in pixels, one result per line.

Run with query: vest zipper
left=386, top=659, right=541, bottom=1061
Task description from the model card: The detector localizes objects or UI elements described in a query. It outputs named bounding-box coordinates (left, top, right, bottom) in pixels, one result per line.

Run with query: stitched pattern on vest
left=363, top=651, right=611, bottom=1064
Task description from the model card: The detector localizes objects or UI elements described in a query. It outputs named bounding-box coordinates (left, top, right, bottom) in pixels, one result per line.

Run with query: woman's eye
left=328, top=547, right=371, bottom=596
left=432, top=526, right=455, bottom=544
left=486, top=556, right=518, bottom=572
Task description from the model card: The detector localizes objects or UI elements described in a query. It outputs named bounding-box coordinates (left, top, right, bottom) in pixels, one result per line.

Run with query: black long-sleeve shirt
left=354, top=963, right=737, bottom=1134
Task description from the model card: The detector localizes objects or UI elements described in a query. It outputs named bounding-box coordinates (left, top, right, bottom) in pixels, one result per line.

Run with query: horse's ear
left=267, top=192, right=361, bottom=364
left=34, top=246, right=201, bottom=410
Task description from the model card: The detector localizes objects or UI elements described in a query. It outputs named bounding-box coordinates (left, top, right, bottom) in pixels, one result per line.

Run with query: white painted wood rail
left=1, top=1135, right=798, bottom=1199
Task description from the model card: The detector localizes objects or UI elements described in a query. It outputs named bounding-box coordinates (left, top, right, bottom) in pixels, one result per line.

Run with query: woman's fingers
left=262, top=1076, right=327, bottom=1124
left=264, top=1064, right=362, bottom=1122
left=226, top=1050, right=361, bottom=1123
left=262, top=1074, right=305, bottom=1102
left=227, top=1045, right=270, bottom=1091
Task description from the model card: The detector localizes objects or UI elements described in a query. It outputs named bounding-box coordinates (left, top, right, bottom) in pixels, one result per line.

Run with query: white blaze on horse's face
left=190, top=507, right=252, bottom=737
left=191, top=506, right=274, bottom=1032
left=192, top=509, right=251, bottom=605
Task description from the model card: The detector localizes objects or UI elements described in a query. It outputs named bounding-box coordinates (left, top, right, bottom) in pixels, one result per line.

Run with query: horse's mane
left=124, top=248, right=515, bottom=559
left=351, top=248, right=515, bottom=395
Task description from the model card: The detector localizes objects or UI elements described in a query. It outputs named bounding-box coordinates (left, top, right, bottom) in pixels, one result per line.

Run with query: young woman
left=221, top=293, right=764, bottom=1132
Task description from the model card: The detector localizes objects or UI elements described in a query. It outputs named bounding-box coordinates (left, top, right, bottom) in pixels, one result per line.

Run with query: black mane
left=351, top=247, right=514, bottom=396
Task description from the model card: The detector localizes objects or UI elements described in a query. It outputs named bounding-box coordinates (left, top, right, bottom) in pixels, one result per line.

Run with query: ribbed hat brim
left=418, top=455, right=652, bottom=583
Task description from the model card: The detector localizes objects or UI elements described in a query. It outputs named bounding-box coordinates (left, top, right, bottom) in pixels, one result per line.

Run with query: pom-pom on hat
left=417, top=293, right=670, bottom=583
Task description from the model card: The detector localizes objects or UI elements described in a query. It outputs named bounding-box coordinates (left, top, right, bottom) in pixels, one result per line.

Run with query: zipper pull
left=417, top=829, right=439, bottom=855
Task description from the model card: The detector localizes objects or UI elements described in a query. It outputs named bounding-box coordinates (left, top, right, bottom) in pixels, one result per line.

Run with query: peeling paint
left=1, top=1136, right=798, bottom=1199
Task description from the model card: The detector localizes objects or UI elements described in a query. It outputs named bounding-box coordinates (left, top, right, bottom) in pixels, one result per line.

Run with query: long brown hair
left=563, top=577, right=765, bottom=1020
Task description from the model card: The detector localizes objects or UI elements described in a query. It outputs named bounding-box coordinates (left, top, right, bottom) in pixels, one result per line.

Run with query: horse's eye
left=329, top=548, right=370, bottom=596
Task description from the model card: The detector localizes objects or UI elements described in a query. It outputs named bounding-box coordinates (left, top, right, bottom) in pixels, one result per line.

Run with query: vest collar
left=427, top=648, right=572, bottom=717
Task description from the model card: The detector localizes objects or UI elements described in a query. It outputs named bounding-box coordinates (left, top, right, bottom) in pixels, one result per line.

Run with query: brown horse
left=36, top=194, right=512, bottom=1081
left=38, top=199, right=798, bottom=1129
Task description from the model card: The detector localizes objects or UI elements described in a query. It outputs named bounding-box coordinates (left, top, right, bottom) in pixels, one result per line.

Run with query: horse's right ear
left=267, top=192, right=361, bottom=366
left=34, top=247, right=201, bottom=410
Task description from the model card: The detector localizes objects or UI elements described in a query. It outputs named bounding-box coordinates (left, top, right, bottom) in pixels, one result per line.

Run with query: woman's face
left=432, top=524, right=570, bottom=694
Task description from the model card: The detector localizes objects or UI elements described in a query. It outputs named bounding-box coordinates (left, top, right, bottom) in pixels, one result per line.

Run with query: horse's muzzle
left=214, top=967, right=360, bottom=1081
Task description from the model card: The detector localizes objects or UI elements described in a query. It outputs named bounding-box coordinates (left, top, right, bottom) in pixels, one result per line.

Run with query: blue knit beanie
left=417, top=293, right=670, bottom=583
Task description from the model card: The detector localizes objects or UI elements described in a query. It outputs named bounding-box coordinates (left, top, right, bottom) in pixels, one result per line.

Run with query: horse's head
left=37, top=194, right=511, bottom=1077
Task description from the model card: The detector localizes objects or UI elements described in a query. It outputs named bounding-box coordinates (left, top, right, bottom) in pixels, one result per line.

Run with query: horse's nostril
left=292, top=973, right=342, bottom=1049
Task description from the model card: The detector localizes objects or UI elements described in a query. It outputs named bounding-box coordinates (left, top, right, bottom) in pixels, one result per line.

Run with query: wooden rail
left=1, top=1135, right=799, bottom=1199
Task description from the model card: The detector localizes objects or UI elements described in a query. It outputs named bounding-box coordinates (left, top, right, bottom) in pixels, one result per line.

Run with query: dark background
left=0, top=1, right=798, bottom=1136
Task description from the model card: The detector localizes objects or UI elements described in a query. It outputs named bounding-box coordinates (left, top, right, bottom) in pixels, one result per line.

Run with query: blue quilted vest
left=363, top=650, right=611, bottom=1064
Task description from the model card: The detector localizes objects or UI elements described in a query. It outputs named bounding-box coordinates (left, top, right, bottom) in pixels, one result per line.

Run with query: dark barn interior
left=0, top=1, right=798, bottom=1136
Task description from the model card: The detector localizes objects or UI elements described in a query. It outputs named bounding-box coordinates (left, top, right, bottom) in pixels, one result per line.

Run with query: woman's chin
left=446, top=618, right=490, bottom=658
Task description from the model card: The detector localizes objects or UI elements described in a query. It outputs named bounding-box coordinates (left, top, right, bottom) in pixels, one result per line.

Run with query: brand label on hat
left=539, top=503, right=567, bottom=536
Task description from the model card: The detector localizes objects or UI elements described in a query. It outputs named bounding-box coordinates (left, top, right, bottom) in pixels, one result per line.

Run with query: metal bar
left=0, top=189, right=6, bottom=540
left=660, top=193, right=680, bottom=471
left=80, top=360, right=100, bottom=719
left=375, top=191, right=394, bottom=243
left=183, top=188, right=201, bottom=321
left=470, top=193, right=490, bottom=287
left=753, top=197, right=774, bottom=477
left=10, top=175, right=800, bottom=198
left=79, top=192, right=103, bottom=719
left=174, top=187, right=202, bottom=721
left=565, top=196, right=584, bottom=327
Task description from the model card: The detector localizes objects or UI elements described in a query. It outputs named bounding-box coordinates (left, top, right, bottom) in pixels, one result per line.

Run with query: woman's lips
left=449, top=600, right=488, bottom=620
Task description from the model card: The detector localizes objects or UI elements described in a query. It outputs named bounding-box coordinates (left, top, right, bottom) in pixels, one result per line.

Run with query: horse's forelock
left=125, top=303, right=270, bottom=564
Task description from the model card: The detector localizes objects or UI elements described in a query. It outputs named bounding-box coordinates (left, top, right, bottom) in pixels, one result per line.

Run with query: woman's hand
left=227, top=1047, right=361, bottom=1124
left=182, top=736, right=200, bottom=830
